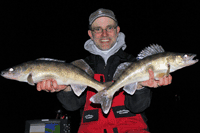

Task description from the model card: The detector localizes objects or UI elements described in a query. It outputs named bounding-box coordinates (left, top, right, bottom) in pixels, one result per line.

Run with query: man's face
left=88, top=17, right=120, bottom=51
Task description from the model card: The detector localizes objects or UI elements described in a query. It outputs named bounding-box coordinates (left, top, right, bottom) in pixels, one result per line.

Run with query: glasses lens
left=92, top=26, right=116, bottom=33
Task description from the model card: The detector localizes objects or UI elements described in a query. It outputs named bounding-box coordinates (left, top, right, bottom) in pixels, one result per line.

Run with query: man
left=37, top=8, right=172, bottom=133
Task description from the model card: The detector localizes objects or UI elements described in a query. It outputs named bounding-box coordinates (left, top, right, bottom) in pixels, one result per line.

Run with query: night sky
left=1, top=1, right=199, bottom=133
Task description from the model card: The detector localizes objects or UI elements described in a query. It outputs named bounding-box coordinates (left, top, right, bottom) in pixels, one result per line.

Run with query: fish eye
left=9, top=68, right=14, bottom=72
left=184, top=55, right=188, bottom=58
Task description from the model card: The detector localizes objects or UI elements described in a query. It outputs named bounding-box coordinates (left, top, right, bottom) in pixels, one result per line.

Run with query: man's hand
left=37, top=79, right=68, bottom=92
left=140, top=69, right=172, bottom=88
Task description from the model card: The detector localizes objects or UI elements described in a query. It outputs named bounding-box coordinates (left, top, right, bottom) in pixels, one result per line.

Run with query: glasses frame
left=91, top=25, right=118, bottom=34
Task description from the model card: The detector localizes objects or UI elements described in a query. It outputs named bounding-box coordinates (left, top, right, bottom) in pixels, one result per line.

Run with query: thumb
left=148, top=69, right=154, bottom=80
left=58, top=85, right=68, bottom=90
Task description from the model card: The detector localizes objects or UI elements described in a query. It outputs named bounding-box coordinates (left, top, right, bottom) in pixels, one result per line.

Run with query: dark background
left=1, top=1, right=199, bottom=133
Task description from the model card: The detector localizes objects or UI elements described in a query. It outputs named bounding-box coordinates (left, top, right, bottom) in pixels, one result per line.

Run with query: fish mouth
left=1, top=71, right=7, bottom=77
left=186, top=54, right=198, bottom=65
left=1, top=70, right=16, bottom=80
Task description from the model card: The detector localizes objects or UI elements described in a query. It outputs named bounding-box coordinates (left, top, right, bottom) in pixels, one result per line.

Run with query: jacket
left=57, top=49, right=152, bottom=132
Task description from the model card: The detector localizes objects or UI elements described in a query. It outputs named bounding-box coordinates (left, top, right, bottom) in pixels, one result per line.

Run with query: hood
left=84, top=32, right=127, bottom=65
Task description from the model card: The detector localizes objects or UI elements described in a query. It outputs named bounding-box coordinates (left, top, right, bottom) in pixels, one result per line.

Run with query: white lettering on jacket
left=116, top=109, right=129, bottom=114
left=85, top=114, right=94, bottom=119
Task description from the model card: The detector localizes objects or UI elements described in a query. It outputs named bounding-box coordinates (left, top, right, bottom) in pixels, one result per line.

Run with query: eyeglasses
left=91, top=25, right=117, bottom=34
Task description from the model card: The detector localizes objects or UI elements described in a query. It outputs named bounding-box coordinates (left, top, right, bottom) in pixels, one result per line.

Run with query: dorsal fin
left=71, top=59, right=94, bottom=77
left=136, top=44, right=165, bottom=60
left=36, top=58, right=65, bottom=62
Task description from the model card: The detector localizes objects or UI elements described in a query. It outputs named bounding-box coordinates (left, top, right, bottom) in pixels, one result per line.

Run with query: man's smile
left=101, top=39, right=109, bottom=42
left=100, top=38, right=111, bottom=43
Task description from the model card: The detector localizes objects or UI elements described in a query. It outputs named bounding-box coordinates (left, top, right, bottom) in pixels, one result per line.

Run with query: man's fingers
left=41, top=80, right=46, bottom=90
left=50, top=88, right=56, bottom=93
left=165, top=74, right=172, bottom=85
left=36, top=79, right=68, bottom=92
left=51, top=79, right=67, bottom=91
left=168, top=74, right=172, bottom=84
left=164, top=76, right=168, bottom=85
left=141, top=80, right=157, bottom=88
left=37, top=82, right=42, bottom=91
left=157, top=74, right=172, bottom=86
left=148, top=69, right=158, bottom=87
left=58, top=85, right=67, bottom=90
left=46, top=80, right=52, bottom=90
left=52, top=79, right=58, bottom=89
left=140, top=69, right=172, bottom=88
left=158, top=77, right=164, bottom=86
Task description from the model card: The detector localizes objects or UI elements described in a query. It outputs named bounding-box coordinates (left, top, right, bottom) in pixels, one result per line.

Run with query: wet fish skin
left=1, top=58, right=107, bottom=96
left=90, top=44, right=198, bottom=114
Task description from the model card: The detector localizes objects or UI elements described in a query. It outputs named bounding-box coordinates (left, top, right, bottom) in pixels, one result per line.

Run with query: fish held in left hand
left=90, top=44, right=198, bottom=114
left=1, top=58, right=108, bottom=96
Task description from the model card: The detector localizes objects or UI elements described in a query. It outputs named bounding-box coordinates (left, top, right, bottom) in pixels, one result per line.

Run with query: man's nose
left=102, top=29, right=108, bottom=36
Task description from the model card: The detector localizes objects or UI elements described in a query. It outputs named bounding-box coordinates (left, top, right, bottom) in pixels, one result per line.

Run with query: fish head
left=1, top=63, right=29, bottom=82
left=169, top=53, right=198, bottom=71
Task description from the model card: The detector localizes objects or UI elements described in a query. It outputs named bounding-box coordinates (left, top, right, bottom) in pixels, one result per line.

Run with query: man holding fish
left=37, top=9, right=172, bottom=133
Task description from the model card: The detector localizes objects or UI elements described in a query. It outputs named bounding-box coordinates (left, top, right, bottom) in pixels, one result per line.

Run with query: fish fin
left=155, top=73, right=166, bottom=79
left=137, top=44, right=165, bottom=60
left=113, top=62, right=132, bottom=81
left=27, top=74, right=34, bottom=85
left=70, top=84, right=87, bottom=96
left=155, top=65, right=170, bottom=80
left=166, top=64, right=170, bottom=77
left=36, top=58, right=65, bottom=62
left=123, top=82, right=138, bottom=95
left=104, top=81, right=114, bottom=88
left=71, top=59, right=94, bottom=77
left=90, top=90, right=113, bottom=114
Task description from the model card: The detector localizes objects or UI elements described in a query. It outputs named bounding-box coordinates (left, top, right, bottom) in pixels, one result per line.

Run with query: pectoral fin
left=113, top=62, right=132, bottom=81
left=166, top=64, right=170, bottom=77
left=70, top=84, right=87, bottom=97
left=27, top=74, right=34, bottom=85
left=123, top=82, right=138, bottom=95
left=104, top=81, right=114, bottom=88
left=71, top=59, right=94, bottom=77
left=155, top=73, right=166, bottom=79
left=155, top=64, right=170, bottom=80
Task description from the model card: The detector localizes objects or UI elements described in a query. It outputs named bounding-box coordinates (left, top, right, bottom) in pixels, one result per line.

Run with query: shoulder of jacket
left=117, top=49, right=136, bottom=62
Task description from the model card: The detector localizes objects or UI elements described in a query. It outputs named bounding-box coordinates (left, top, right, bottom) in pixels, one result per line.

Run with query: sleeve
left=56, top=90, right=86, bottom=111
left=124, top=87, right=152, bottom=113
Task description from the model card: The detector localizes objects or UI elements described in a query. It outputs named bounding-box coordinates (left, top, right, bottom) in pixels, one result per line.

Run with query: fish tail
left=90, top=90, right=113, bottom=114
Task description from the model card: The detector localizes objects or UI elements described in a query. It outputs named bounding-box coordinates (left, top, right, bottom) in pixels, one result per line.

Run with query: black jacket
left=57, top=48, right=151, bottom=117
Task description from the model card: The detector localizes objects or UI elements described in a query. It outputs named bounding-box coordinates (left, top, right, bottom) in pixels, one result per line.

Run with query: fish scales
left=29, top=61, right=81, bottom=82
left=33, top=61, right=104, bottom=89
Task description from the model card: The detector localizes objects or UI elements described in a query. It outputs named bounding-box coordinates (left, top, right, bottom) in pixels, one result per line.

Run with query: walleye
left=1, top=58, right=108, bottom=96
left=90, top=44, right=198, bottom=114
